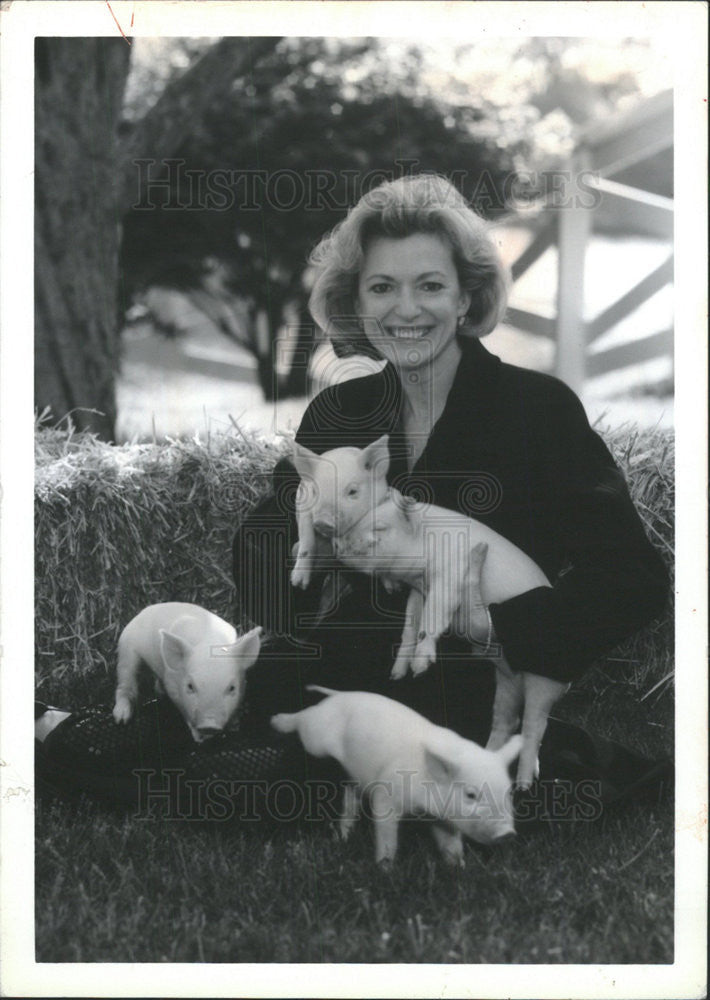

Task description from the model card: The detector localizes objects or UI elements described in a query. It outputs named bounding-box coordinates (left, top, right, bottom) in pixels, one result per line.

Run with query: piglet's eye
left=347, top=486, right=359, bottom=497
left=226, top=684, right=236, bottom=694
left=186, top=681, right=196, bottom=693
left=465, top=789, right=479, bottom=801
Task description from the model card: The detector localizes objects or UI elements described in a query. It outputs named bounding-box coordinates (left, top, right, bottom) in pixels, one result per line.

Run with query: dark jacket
left=289, top=337, right=669, bottom=683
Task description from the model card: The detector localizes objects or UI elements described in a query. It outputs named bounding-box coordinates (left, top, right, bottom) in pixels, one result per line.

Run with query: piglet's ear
left=389, top=489, right=416, bottom=531
left=424, top=748, right=455, bottom=785
left=292, top=441, right=320, bottom=479
left=361, top=434, right=390, bottom=474
left=497, top=734, right=523, bottom=767
left=160, top=629, right=190, bottom=674
left=233, top=625, right=262, bottom=668
left=390, top=488, right=417, bottom=509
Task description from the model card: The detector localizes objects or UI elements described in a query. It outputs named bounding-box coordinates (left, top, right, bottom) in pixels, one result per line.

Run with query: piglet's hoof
left=290, top=567, right=311, bottom=589
left=442, top=854, right=466, bottom=869
left=410, top=638, right=436, bottom=675
left=112, top=699, right=133, bottom=724
left=390, top=647, right=414, bottom=679
left=410, top=657, right=432, bottom=676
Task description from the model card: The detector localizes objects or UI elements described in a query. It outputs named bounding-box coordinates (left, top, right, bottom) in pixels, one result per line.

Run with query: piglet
left=272, top=686, right=522, bottom=866
left=290, top=435, right=390, bottom=588
left=334, top=490, right=569, bottom=787
left=112, top=603, right=261, bottom=742
left=291, top=435, right=568, bottom=790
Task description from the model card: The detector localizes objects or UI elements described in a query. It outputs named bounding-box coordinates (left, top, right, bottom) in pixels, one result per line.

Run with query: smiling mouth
left=386, top=326, right=433, bottom=340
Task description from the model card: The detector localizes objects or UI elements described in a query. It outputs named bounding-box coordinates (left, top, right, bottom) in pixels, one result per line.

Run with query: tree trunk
left=35, top=38, right=131, bottom=438
left=34, top=36, right=282, bottom=439
left=282, top=297, right=316, bottom=398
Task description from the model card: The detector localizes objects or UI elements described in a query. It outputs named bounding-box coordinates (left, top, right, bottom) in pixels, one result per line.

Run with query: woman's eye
left=368, top=283, right=391, bottom=294
left=421, top=281, right=444, bottom=292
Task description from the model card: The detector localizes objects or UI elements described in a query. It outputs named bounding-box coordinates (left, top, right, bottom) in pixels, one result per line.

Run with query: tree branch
left=120, top=36, right=282, bottom=207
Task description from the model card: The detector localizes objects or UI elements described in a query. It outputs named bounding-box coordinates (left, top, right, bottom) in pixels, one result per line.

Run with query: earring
left=457, top=315, right=467, bottom=329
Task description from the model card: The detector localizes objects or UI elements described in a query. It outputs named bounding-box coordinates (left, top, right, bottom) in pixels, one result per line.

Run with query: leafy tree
left=35, top=36, right=280, bottom=438
left=36, top=35, right=660, bottom=434
left=120, top=37, right=517, bottom=398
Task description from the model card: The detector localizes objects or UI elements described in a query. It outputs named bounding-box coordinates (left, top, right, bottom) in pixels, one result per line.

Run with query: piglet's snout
left=196, top=725, right=222, bottom=738
left=313, top=518, right=335, bottom=538
left=490, top=829, right=516, bottom=845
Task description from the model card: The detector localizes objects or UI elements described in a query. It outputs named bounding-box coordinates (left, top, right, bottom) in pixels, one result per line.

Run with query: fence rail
left=504, top=90, right=673, bottom=393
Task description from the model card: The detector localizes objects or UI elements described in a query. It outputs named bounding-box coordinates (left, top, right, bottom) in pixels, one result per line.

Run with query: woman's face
left=356, top=233, right=471, bottom=373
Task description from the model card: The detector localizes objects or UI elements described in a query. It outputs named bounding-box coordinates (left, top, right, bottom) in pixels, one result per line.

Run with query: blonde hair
left=308, top=174, right=509, bottom=358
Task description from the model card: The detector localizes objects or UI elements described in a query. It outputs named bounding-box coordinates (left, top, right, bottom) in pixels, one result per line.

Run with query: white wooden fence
left=505, top=89, right=673, bottom=393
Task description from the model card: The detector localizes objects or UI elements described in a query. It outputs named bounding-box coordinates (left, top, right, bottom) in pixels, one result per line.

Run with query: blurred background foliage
left=34, top=35, right=671, bottom=437
left=121, top=37, right=518, bottom=372
left=122, top=38, right=653, bottom=296
left=118, top=36, right=668, bottom=401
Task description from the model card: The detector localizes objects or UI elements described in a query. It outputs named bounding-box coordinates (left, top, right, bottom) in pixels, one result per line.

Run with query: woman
left=37, top=176, right=670, bottom=815
left=237, top=174, right=668, bottom=738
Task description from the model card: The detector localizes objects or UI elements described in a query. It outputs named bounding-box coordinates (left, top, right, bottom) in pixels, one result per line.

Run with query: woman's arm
left=488, top=388, right=670, bottom=684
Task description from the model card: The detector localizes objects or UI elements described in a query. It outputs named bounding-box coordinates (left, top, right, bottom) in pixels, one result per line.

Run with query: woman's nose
left=393, top=287, right=421, bottom=319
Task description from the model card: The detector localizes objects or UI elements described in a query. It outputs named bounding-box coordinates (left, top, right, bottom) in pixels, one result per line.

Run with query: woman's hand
left=457, top=542, right=496, bottom=649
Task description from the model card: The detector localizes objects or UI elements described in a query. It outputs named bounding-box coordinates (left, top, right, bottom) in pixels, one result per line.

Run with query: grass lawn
left=35, top=798, right=673, bottom=964
left=35, top=681, right=674, bottom=965
left=33, top=421, right=675, bottom=966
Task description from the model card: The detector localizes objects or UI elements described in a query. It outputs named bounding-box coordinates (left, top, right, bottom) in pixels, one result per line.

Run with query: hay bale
left=35, top=423, right=674, bottom=701
left=35, top=425, right=283, bottom=694
left=589, top=424, right=674, bottom=698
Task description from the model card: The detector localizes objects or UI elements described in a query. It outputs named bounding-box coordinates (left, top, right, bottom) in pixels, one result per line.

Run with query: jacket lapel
left=412, top=338, right=502, bottom=478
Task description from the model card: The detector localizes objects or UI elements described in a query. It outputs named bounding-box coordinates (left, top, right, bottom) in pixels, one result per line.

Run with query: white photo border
left=1, top=2, right=706, bottom=997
